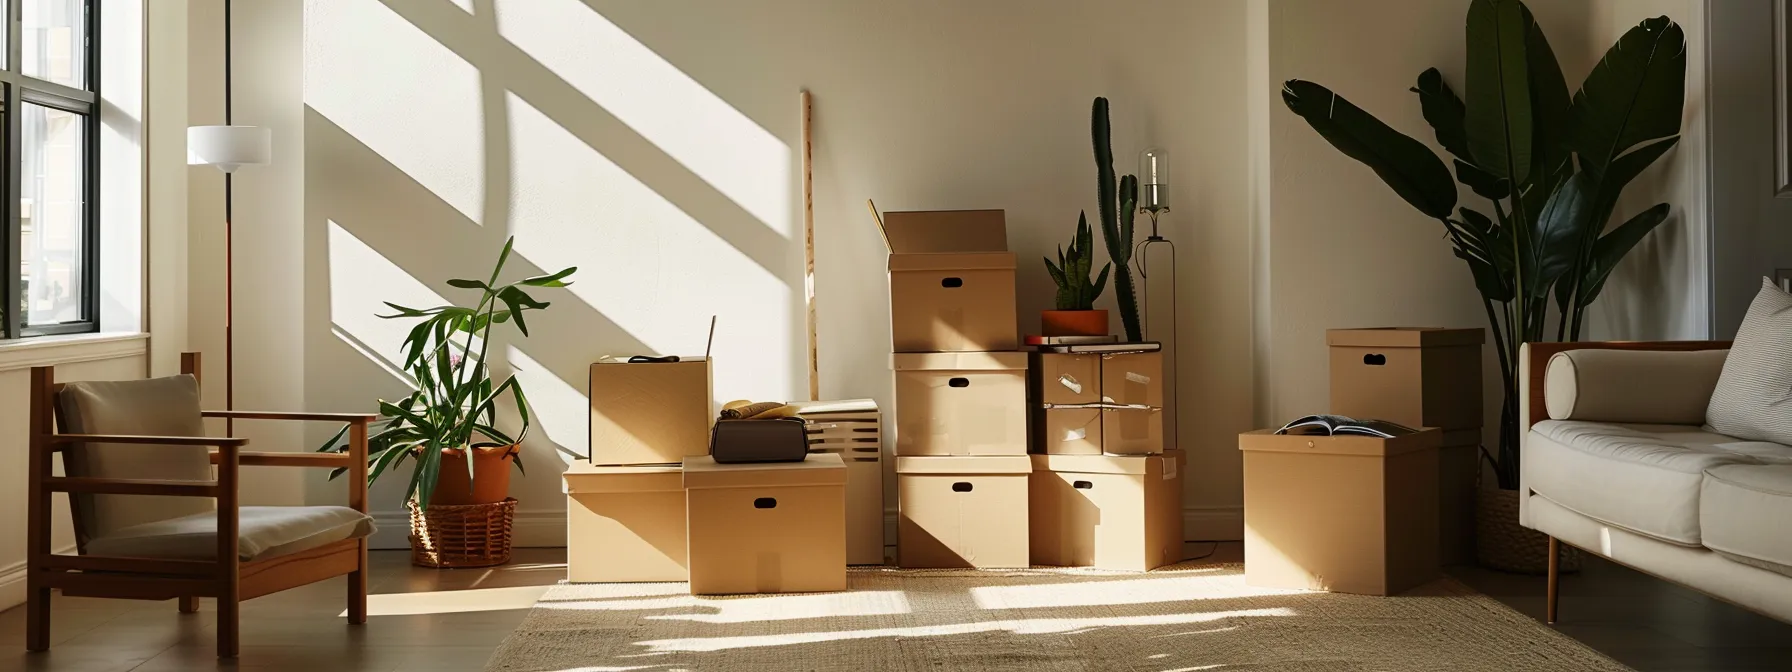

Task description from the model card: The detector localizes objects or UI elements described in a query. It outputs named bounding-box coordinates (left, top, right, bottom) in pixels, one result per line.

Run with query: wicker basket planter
left=1476, top=487, right=1581, bottom=575
left=408, top=498, right=518, bottom=568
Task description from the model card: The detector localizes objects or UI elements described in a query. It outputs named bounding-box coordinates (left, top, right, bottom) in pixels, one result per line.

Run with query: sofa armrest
left=1543, top=348, right=1729, bottom=424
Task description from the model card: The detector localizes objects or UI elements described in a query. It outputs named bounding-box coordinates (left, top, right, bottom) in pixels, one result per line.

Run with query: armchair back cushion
left=1708, top=278, right=1792, bottom=444
left=56, top=374, right=213, bottom=548
left=1545, top=349, right=1728, bottom=424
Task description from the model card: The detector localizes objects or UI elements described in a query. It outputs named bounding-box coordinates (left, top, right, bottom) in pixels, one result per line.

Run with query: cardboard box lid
left=1238, top=428, right=1441, bottom=457
left=887, top=251, right=1016, bottom=272
left=1028, top=453, right=1167, bottom=475
left=592, top=356, right=711, bottom=365
left=563, top=463, right=684, bottom=494
left=1325, top=328, right=1485, bottom=348
left=892, top=351, right=1029, bottom=372
left=683, top=452, right=847, bottom=489
left=882, top=210, right=1007, bottom=254
left=895, top=455, right=1032, bottom=475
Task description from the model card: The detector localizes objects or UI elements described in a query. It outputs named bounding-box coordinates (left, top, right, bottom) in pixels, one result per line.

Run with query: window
left=5, top=0, right=96, bottom=337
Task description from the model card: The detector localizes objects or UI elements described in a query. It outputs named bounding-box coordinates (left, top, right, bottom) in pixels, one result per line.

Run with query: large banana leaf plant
left=1282, top=0, right=1685, bottom=489
left=317, top=237, right=577, bottom=506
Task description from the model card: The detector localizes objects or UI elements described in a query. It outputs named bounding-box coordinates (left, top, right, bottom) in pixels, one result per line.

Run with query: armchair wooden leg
left=217, top=595, right=239, bottom=658
left=1546, top=536, right=1561, bottom=625
left=179, top=596, right=200, bottom=614
left=25, top=583, right=50, bottom=651
left=348, top=539, right=368, bottom=625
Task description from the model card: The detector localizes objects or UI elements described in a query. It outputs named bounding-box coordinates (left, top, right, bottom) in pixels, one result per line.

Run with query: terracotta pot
left=1475, top=486, right=1581, bottom=575
left=429, top=445, right=518, bottom=506
left=1041, top=309, right=1109, bottom=337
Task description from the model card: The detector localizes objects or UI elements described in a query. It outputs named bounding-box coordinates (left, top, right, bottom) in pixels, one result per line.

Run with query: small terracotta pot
left=1041, top=309, right=1109, bottom=337
left=430, top=445, right=519, bottom=506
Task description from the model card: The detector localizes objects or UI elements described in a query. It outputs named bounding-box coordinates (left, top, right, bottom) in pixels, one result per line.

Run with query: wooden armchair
left=26, top=352, right=377, bottom=658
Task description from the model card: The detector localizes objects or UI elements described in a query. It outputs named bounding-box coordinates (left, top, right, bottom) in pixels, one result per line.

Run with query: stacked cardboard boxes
left=886, top=210, right=1032, bottom=569
left=1327, top=327, right=1484, bottom=565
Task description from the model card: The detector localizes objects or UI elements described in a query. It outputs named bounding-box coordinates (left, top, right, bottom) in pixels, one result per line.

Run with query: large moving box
left=684, top=453, right=847, bottom=595
left=564, top=463, right=688, bottom=583
left=1030, top=450, right=1184, bottom=570
left=884, top=210, right=1018, bottom=353
left=897, top=456, right=1030, bottom=568
left=590, top=358, right=713, bottom=465
left=893, top=352, right=1027, bottom=456
left=1241, top=429, right=1440, bottom=596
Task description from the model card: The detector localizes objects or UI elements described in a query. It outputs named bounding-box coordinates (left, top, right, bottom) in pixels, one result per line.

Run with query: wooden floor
left=0, top=544, right=1785, bottom=671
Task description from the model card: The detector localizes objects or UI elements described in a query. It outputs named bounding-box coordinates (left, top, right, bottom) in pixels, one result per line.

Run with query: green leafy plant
left=1044, top=212, right=1112, bottom=310
left=318, top=237, right=577, bottom=506
left=1092, top=97, right=1143, bottom=341
left=1281, top=0, right=1685, bottom=489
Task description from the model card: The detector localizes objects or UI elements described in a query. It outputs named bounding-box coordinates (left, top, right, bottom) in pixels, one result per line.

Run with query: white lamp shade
left=188, top=125, right=272, bottom=173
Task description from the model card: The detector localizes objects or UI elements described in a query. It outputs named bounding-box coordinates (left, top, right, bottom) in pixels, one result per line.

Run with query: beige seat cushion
left=1544, top=348, right=1727, bottom=424
left=1701, top=464, right=1792, bottom=578
left=1526, top=420, right=1792, bottom=545
left=56, top=375, right=213, bottom=546
left=85, top=506, right=374, bottom=562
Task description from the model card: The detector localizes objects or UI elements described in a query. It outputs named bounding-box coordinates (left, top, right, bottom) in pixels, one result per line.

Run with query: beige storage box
left=1030, top=450, right=1184, bottom=570
left=1031, top=350, right=1164, bottom=455
left=563, top=463, right=687, bottom=583
left=1241, top=429, right=1440, bottom=596
left=894, top=352, right=1027, bottom=456
left=683, top=453, right=847, bottom=595
left=791, top=398, right=887, bottom=565
left=897, top=456, right=1030, bottom=568
left=1326, top=328, right=1483, bottom=432
left=590, top=358, right=714, bottom=465
left=885, top=210, right=1019, bottom=353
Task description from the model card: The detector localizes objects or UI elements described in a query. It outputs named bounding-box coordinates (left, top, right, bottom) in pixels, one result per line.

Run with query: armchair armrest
left=201, top=410, right=379, bottom=423
left=48, top=434, right=249, bottom=448
left=210, top=452, right=353, bottom=468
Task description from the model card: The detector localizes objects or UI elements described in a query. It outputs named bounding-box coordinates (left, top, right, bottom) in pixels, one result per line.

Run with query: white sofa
left=1519, top=342, right=1792, bottom=623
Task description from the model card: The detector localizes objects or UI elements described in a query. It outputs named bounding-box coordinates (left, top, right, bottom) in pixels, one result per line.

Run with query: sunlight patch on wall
left=494, top=0, right=792, bottom=235
left=505, top=93, right=795, bottom=402
left=328, top=219, right=451, bottom=372
left=304, top=0, right=485, bottom=224
left=506, top=346, right=586, bottom=465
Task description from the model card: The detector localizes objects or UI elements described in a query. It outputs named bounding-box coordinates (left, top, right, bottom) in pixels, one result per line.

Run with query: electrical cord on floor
left=1180, top=541, right=1220, bottom=562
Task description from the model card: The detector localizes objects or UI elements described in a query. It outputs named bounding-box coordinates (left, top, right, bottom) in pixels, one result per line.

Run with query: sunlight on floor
left=970, top=573, right=1304, bottom=610
left=339, top=585, right=550, bottom=617
left=540, top=590, right=912, bottom=624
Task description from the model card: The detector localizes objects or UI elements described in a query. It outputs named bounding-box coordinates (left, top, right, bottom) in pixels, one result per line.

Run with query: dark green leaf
left=1454, top=159, right=1510, bottom=200
left=1579, top=203, right=1670, bottom=303
left=1465, top=0, right=1536, bottom=182
left=447, top=278, right=490, bottom=290
left=1412, top=68, right=1472, bottom=161
left=1527, top=14, right=1573, bottom=187
left=1529, top=172, right=1595, bottom=296
left=1569, top=16, right=1686, bottom=177
left=1091, top=263, right=1110, bottom=301
left=487, top=237, right=515, bottom=287
left=518, top=267, right=577, bottom=288
left=1281, top=79, right=1458, bottom=219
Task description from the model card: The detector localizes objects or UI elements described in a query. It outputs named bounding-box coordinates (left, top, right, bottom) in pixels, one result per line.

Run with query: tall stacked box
left=1327, top=328, right=1483, bottom=565
left=790, top=399, right=885, bottom=565
left=886, top=210, right=1029, bottom=568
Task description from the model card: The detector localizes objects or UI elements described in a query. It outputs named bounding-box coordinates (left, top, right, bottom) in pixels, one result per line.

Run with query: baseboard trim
left=369, top=509, right=567, bottom=550
left=0, top=544, right=79, bottom=611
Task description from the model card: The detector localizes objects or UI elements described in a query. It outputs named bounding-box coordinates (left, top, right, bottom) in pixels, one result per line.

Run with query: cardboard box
left=1327, top=328, right=1484, bottom=431
left=1030, top=450, right=1184, bottom=570
left=896, top=456, right=1030, bottom=568
left=885, top=210, right=1018, bottom=353
left=893, top=352, right=1027, bottom=456
left=1100, top=351, right=1163, bottom=407
left=1037, top=407, right=1103, bottom=455
left=590, top=358, right=714, bottom=466
left=564, top=463, right=687, bottom=583
left=1037, top=353, right=1100, bottom=405
left=1101, top=407, right=1163, bottom=455
left=683, top=453, right=847, bottom=594
left=1439, top=441, right=1479, bottom=566
left=1241, top=429, right=1440, bottom=596
left=1030, top=351, right=1165, bottom=455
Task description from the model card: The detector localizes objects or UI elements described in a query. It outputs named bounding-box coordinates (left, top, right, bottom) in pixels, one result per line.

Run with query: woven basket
left=1475, top=487, right=1581, bottom=575
left=408, top=498, right=518, bottom=568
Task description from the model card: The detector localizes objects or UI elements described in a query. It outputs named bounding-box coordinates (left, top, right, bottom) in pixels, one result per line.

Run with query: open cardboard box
left=883, top=210, right=1018, bottom=353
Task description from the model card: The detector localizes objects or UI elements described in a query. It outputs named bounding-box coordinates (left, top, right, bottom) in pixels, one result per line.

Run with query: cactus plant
left=1044, top=212, right=1111, bottom=310
left=1092, top=97, right=1144, bottom=342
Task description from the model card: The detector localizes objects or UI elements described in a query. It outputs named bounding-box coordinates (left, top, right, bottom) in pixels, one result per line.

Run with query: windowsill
left=0, top=331, right=147, bottom=371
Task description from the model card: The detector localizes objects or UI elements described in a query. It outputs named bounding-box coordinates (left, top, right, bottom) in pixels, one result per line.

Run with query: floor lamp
left=188, top=0, right=271, bottom=432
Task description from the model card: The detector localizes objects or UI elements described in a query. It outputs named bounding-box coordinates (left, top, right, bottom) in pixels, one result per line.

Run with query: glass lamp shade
left=188, top=125, right=272, bottom=173
left=1139, top=147, right=1169, bottom=213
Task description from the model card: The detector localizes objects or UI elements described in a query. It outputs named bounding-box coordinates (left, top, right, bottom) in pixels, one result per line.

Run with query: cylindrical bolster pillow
left=1545, top=349, right=1729, bottom=423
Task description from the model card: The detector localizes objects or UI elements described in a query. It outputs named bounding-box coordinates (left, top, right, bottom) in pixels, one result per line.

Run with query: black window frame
left=4, top=0, right=98, bottom=339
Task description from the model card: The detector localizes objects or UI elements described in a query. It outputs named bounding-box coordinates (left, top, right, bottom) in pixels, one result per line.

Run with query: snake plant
left=1044, top=212, right=1111, bottom=310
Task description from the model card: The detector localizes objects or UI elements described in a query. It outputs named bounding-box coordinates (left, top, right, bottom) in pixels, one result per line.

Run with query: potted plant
left=320, top=237, right=576, bottom=567
left=1092, top=97, right=1144, bottom=343
left=1042, top=213, right=1112, bottom=336
left=1281, top=0, right=1685, bottom=572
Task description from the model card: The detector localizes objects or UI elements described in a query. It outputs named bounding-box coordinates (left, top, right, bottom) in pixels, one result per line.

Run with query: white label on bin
left=1057, top=374, right=1083, bottom=394
left=1163, top=457, right=1177, bottom=480
left=1126, top=372, right=1150, bottom=385
left=1063, top=427, right=1087, bottom=441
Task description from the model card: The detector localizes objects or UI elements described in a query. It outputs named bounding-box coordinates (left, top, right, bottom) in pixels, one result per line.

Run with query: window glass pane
left=21, top=103, right=86, bottom=327
left=22, top=0, right=85, bottom=89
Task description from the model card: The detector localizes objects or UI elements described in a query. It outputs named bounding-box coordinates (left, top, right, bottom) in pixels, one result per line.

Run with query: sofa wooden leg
left=179, top=596, right=199, bottom=614
left=1546, top=536, right=1561, bottom=625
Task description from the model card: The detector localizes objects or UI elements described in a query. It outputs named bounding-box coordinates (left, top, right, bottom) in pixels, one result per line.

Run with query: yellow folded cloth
left=719, top=400, right=802, bottom=420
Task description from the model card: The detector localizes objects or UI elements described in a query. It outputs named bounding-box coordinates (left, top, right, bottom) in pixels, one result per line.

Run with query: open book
left=1275, top=414, right=1419, bottom=439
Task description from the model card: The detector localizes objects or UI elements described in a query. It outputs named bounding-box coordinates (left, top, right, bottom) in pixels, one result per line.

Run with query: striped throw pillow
left=1706, top=278, right=1792, bottom=443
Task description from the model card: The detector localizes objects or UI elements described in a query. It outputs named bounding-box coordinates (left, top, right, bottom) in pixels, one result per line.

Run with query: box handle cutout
left=941, top=277, right=964, bottom=288
left=951, top=482, right=974, bottom=493
left=1363, top=353, right=1387, bottom=366
left=1073, top=480, right=1094, bottom=489
left=753, top=497, right=777, bottom=509
left=948, top=377, right=970, bottom=388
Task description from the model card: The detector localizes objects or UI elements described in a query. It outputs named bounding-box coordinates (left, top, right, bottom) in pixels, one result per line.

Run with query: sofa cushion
left=1701, top=464, right=1792, bottom=578
left=1544, top=349, right=1727, bottom=424
left=1526, top=421, right=1792, bottom=545
left=1707, top=278, right=1792, bottom=444
left=85, top=506, right=374, bottom=562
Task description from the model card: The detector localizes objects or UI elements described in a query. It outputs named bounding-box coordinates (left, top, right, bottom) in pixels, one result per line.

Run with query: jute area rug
left=483, top=562, right=1629, bottom=671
